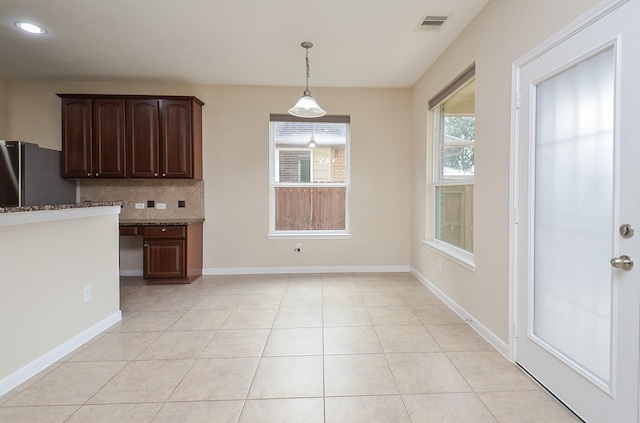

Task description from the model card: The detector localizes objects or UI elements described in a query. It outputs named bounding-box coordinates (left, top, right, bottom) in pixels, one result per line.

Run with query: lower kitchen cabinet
left=120, top=222, right=203, bottom=284
left=144, top=239, right=185, bottom=279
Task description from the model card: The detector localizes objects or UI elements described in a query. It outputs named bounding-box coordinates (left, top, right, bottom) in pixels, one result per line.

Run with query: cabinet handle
left=143, top=243, right=148, bottom=247
left=162, top=173, right=167, bottom=177
left=87, top=173, right=91, bottom=177
left=154, top=173, right=158, bottom=177
left=95, top=173, right=99, bottom=176
left=161, top=228, right=167, bottom=232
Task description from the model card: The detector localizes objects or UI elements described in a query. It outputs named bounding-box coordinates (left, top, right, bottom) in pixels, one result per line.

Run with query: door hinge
left=513, top=321, right=519, bottom=338
left=514, top=207, right=520, bottom=224
left=515, top=93, right=521, bottom=110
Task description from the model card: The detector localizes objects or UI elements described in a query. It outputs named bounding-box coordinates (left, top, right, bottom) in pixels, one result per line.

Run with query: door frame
left=508, top=0, right=629, bottom=363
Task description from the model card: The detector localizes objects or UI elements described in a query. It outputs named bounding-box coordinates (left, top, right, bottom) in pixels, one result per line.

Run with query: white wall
left=410, top=0, right=601, bottom=343
left=3, top=81, right=412, bottom=273
left=0, top=208, right=121, bottom=393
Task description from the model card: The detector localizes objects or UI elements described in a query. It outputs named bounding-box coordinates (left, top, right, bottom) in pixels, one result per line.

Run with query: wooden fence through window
left=437, top=185, right=473, bottom=252
left=276, top=186, right=346, bottom=230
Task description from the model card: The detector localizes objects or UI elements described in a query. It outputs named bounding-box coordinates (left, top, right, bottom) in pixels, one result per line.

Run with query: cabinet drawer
left=119, top=226, right=140, bottom=236
left=143, top=226, right=185, bottom=239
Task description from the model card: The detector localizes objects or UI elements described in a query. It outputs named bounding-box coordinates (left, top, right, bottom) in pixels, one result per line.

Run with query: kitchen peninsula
left=0, top=203, right=121, bottom=397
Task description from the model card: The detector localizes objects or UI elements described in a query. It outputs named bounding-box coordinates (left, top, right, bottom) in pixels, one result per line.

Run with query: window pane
left=442, top=143, right=474, bottom=178
left=438, top=80, right=475, bottom=181
left=271, top=118, right=349, bottom=234
left=275, top=186, right=346, bottom=230
left=533, top=47, right=614, bottom=384
left=435, top=185, right=474, bottom=252
left=274, top=121, right=347, bottom=183
left=278, top=150, right=311, bottom=182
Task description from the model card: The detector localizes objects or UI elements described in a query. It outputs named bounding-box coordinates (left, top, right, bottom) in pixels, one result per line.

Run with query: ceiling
left=0, top=0, right=489, bottom=88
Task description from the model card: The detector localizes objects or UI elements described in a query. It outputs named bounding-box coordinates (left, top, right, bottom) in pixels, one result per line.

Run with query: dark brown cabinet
left=160, top=100, right=195, bottom=178
left=61, top=98, right=92, bottom=177
left=144, top=239, right=185, bottom=279
left=127, top=99, right=160, bottom=178
left=93, top=98, right=126, bottom=177
left=119, top=223, right=203, bottom=284
left=59, top=94, right=203, bottom=179
left=61, top=97, right=126, bottom=178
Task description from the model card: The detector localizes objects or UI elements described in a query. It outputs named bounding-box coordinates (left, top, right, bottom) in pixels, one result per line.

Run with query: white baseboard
left=121, top=266, right=411, bottom=277
left=0, top=311, right=122, bottom=398
left=203, top=265, right=411, bottom=275
left=410, top=267, right=510, bottom=358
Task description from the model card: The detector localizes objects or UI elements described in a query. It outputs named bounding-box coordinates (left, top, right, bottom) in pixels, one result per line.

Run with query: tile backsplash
left=80, top=179, right=204, bottom=220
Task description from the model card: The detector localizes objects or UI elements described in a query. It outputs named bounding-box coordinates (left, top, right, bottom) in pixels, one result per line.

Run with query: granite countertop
left=119, top=218, right=204, bottom=226
left=0, top=201, right=122, bottom=214
left=0, top=202, right=204, bottom=226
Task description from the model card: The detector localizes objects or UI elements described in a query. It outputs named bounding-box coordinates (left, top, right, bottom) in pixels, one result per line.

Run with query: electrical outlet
left=135, top=202, right=145, bottom=209
left=83, top=286, right=92, bottom=303
left=156, top=202, right=167, bottom=210
left=147, top=200, right=154, bottom=208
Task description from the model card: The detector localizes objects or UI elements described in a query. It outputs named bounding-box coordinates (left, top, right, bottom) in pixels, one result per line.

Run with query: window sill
left=422, top=239, right=476, bottom=271
left=267, top=232, right=353, bottom=240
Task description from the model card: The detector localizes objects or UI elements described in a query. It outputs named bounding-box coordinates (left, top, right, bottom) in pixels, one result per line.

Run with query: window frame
left=268, top=114, right=352, bottom=240
left=424, top=65, right=476, bottom=270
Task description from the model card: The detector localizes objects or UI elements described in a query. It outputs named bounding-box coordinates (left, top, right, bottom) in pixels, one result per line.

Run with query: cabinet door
left=143, top=239, right=185, bottom=279
left=159, top=100, right=192, bottom=178
left=127, top=99, right=160, bottom=178
left=61, top=98, right=92, bottom=178
left=92, top=98, right=126, bottom=177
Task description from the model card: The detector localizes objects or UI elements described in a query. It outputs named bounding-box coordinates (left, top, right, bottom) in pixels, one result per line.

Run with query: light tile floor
left=0, top=273, right=580, bottom=422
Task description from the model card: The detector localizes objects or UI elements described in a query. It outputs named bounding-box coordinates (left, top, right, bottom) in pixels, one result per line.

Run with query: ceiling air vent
left=417, top=15, right=450, bottom=32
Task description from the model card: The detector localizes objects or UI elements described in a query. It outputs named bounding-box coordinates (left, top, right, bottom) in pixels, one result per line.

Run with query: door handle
left=610, top=255, right=634, bottom=270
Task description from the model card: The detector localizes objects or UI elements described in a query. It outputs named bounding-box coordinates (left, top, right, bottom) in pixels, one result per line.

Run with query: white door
left=514, top=1, right=640, bottom=421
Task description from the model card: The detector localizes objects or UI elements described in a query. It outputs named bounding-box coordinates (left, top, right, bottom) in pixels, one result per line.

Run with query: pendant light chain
left=288, top=40, right=326, bottom=118
left=305, top=46, right=311, bottom=95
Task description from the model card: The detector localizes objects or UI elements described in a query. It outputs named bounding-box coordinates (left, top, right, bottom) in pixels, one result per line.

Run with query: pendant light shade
left=307, top=124, right=317, bottom=147
left=289, top=92, right=326, bottom=118
left=289, top=41, right=326, bottom=118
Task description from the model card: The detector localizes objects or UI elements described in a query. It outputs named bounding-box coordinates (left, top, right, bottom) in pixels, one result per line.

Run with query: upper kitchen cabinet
left=93, top=98, right=127, bottom=177
left=58, top=94, right=204, bottom=179
left=160, top=99, right=199, bottom=179
left=60, top=98, right=91, bottom=178
left=60, top=97, right=126, bottom=178
left=127, top=99, right=159, bottom=178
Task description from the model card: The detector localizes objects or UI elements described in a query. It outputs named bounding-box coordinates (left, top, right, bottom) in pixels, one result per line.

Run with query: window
left=269, top=114, right=350, bottom=237
left=428, top=66, right=475, bottom=263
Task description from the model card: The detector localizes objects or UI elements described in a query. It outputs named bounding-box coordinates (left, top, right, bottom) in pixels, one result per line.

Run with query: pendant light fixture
left=288, top=41, right=326, bottom=118
left=308, top=124, right=317, bottom=148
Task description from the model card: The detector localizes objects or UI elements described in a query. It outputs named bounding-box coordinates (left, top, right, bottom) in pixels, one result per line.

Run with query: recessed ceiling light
left=15, top=22, right=46, bottom=34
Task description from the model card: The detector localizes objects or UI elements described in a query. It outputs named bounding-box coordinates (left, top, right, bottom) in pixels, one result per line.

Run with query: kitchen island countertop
left=0, top=201, right=122, bottom=214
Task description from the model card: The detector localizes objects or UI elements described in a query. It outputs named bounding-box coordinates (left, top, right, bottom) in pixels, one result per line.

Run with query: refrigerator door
left=0, top=141, right=21, bottom=207
left=22, top=142, right=76, bottom=207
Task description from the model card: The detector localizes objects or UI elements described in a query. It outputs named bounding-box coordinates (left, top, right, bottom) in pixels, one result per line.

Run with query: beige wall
left=3, top=81, right=412, bottom=271
left=411, top=0, right=601, bottom=343
left=0, top=209, right=120, bottom=385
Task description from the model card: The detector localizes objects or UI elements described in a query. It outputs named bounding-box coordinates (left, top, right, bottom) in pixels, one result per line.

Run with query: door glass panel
left=533, top=47, right=615, bottom=385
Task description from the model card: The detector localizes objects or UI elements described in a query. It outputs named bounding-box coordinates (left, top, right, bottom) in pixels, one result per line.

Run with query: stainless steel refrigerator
left=0, top=141, right=76, bottom=207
